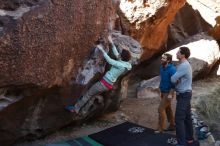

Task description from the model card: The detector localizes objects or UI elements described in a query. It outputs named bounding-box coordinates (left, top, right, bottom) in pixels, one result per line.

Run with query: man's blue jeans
left=175, top=91, right=194, bottom=146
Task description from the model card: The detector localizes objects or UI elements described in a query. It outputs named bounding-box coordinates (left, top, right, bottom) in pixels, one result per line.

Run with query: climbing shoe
left=65, top=105, right=78, bottom=113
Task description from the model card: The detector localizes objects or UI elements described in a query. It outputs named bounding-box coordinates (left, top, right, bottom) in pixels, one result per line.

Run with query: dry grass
left=196, top=86, right=220, bottom=139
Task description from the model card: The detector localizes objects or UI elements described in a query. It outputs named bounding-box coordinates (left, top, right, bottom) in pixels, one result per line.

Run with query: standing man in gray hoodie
left=171, top=47, right=197, bottom=146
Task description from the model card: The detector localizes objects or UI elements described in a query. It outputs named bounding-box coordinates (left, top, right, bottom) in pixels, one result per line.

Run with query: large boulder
left=137, top=33, right=220, bottom=99
left=0, top=0, right=112, bottom=88
left=73, top=31, right=143, bottom=112
left=167, top=2, right=212, bottom=49
left=0, top=31, right=142, bottom=146
left=117, top=0, right=186, bottom=60
left=0, top=0, right=114, bottom=145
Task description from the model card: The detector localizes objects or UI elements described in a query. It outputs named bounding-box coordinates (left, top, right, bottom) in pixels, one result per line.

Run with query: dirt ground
left=104, top=97, right=175, bottom=129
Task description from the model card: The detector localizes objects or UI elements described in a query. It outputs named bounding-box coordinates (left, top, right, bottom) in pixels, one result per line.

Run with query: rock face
left=167, top=2, right=212, bottom=49
left=117, top=0, right=186, bottom=60
left=0, top=0, right=115, bottom=145
left=73, top=31, right=143, bottom=112
left=0, top=31, right=142, bottom=146
left=209, top=16, right=220, bottom=44
left=187, top=0, right=220, bottom=26
left=0, top=0, right=112, bottom=88
left=137, top=76, right=161, bottom=99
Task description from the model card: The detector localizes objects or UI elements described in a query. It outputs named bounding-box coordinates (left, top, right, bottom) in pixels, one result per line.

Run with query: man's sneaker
left=164, top=127, right=175, bottom=132
left=65, top=105, right=78, bottom=113
left=187, top=140, right=194, bottom=144
left=187, top=140, right=200, bottom=146
left=154, top=129, right=163, bottom=134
